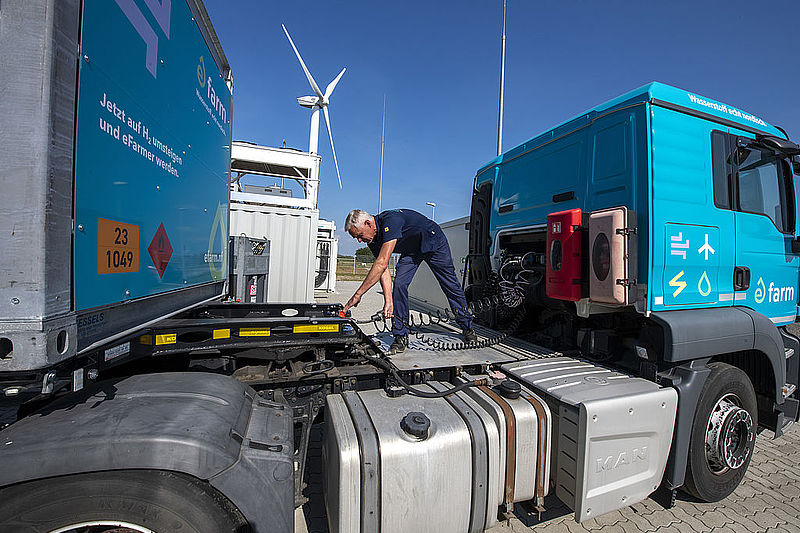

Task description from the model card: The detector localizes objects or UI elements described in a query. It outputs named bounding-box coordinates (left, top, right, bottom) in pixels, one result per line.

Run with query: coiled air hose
left=354, top=285, right=528, bottom=352
left=389, top=307, right=526, bottom=351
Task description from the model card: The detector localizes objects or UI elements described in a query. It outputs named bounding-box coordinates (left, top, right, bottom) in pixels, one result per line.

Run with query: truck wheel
left=683, top=362, right=757, bottom=502
left=0, top=470, right=249, bottom=533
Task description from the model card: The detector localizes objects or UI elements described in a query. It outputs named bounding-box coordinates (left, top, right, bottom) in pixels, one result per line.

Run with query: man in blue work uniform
left=343, top=208, right=476, bottom=354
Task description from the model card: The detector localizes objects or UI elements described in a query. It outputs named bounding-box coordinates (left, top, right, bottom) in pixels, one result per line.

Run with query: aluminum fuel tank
left=457, top=377, right=551, bottom=511
left=323, top=381, right=548, bottom=533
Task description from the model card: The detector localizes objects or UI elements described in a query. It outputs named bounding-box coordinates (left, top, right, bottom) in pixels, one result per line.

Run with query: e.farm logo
left=754, top=276, right=795, bottom=305
left=197, top=56, right=206, bottom=88
left=196, top=55, right=228, bottom=134
left=755, top=277, right=766, bottom=304
left=206, top=202, right=226, bottom=280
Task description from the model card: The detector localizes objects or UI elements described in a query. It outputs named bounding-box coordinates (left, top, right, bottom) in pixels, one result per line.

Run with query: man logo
left=595, top=447, right=648, bottom=472
left=197, top=56, right=206, bottom=88
left=583, top=376, right=608, bottom=385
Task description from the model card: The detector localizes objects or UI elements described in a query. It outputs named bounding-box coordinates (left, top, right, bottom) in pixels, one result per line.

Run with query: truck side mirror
left=756, top=134, right=800, bottom=156
left=732, top=145, right=751, bottom=165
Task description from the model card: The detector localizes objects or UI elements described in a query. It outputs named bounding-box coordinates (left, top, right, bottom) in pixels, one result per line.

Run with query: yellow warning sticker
left=155, top=334, right=177, bottom=345
left=213, top=328, right=231, bottom=340
left=98, top=218, right=140, bottom=274
left=293, top=324, right=339, bottom=334
left=239, top=328, right=271, bottom=337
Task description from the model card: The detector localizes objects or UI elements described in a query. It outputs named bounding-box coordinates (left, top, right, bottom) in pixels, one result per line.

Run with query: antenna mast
left=378, top=95, right=386, bottom=212
left=496, top=0, right=507, bottom=157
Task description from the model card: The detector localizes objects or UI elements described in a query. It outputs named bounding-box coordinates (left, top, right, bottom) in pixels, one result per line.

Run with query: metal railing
left=336, top=255, right=397, bottom=281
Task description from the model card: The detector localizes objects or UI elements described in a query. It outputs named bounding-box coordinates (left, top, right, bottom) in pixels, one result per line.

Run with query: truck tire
left=683, top=362, right=757, bottom=502
left=0, top=470, right=249, bottom=533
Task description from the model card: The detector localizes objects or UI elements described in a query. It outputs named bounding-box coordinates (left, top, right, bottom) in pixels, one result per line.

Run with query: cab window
left=711, top=130, right=796, bottom=234
left=736, top=146, right=795, bottom=234
left=711, top=131, right=731, bottom=209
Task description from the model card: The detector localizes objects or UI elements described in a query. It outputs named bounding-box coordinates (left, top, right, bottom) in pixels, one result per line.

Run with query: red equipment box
left=546, top=209, right=584, bottom=301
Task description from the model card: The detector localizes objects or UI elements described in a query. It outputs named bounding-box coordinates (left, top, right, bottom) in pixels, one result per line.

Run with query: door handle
left=734, top=266, right=751, bottom=291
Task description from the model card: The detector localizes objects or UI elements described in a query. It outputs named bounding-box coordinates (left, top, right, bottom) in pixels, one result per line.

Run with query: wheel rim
left=704, top=393, right=754, bottom=474
left=48, top=521, right=156, bottom=533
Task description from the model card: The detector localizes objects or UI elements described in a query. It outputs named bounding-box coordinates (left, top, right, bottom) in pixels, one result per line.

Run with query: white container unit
left=230, top=204, right=318, bottom=303
left=229, top=141, right=325, bottom=304
left=316, top=219, right=338, bottom=293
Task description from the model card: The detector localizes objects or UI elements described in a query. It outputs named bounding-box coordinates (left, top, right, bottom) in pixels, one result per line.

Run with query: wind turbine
left=282, top=24, right=345, bottom=189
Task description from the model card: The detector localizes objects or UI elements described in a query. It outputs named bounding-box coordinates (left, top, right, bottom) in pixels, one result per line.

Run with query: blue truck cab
left=468, top=82, right=800, bottom=501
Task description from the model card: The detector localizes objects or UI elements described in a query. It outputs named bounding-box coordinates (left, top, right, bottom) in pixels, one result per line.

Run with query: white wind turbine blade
left=324, top=67, right=346, bottom=101
left=281, top=24, right=323, bottom=98
left=322, top=105, right=342, bottom=189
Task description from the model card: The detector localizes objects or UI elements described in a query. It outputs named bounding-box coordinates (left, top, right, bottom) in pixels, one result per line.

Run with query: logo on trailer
left=114, top=0, right=172, bottom=79
left=148, top=223, right=173, bottom=278
left=197, top=56, right=206, bottom=87
left=197, top=55, right=227, bottom=126
left=206, top=203, right=226, bottom=280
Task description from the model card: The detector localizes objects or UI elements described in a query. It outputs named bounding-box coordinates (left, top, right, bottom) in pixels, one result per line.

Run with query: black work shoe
left=387, top=335, right=409, bottom=355
left=463, top=328, right=478, bottom=344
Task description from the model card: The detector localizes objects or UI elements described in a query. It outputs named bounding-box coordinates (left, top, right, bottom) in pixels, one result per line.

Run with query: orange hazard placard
left=98, top=218, right=140, bottom=274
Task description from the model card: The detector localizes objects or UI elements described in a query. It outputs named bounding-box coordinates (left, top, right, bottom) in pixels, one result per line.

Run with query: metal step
left=379, top=322, right=565, bottom=371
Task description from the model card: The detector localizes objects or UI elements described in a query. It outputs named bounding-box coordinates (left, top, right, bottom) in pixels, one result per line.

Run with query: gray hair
left=344, top=209, right=371, bottom=232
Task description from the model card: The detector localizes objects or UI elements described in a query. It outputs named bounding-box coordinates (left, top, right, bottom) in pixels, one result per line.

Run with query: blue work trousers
left=391, top=244, right=473, bottom=337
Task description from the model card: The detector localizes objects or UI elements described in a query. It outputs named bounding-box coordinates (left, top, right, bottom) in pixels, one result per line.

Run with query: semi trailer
left=1, top=1, right=799, bottom=532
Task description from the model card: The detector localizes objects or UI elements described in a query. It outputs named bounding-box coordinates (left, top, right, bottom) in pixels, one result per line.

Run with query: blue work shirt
left=368, top=209, right=445, bottom=257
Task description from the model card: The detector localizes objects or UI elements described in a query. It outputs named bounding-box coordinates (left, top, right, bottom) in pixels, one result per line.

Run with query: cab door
left=732, top=134, right=799, bottom=325
left=658, top=126, right=736, bottom=310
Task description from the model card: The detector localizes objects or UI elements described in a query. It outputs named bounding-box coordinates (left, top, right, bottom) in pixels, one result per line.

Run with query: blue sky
left=205, top=1, right=799, bottom=255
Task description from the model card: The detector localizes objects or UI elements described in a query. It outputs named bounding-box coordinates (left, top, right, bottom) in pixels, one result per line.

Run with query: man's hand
left=344, top=292, right=362, bottom=312
left=383, top=299, right=393, bottom=318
